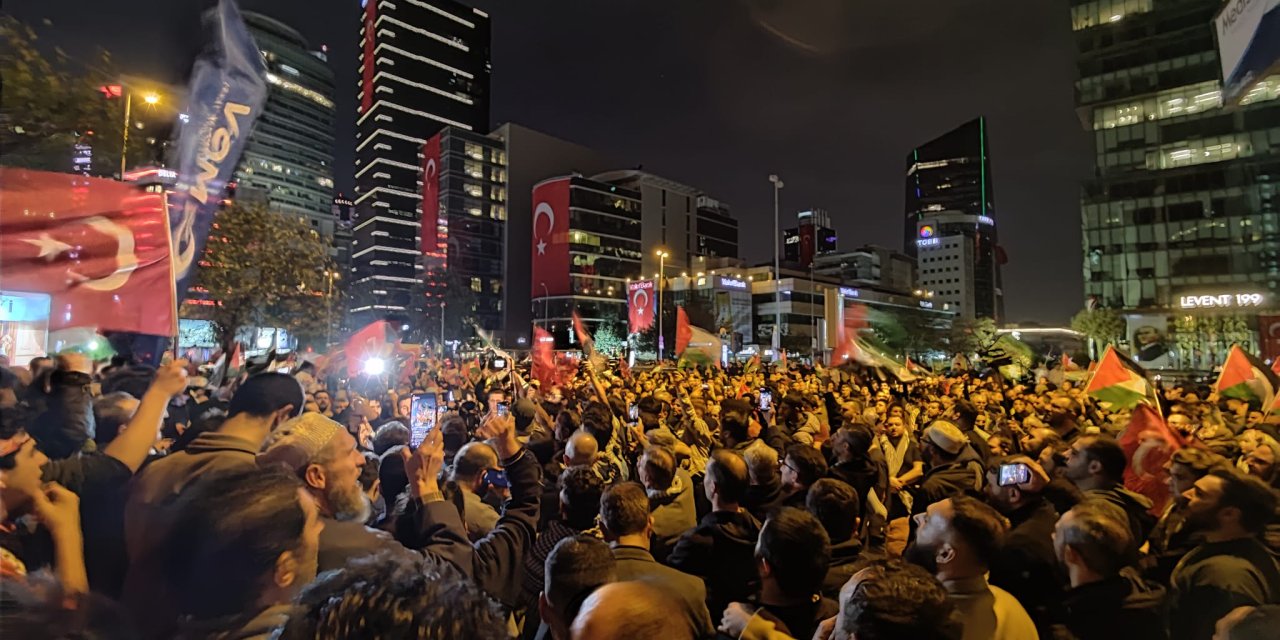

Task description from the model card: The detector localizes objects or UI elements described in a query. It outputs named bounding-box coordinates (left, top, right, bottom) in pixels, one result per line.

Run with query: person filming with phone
left=983, top=455, right=1067, bottom=633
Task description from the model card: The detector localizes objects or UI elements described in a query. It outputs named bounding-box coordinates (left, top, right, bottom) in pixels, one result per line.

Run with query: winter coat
left=667, top=508, right=763, bottom=618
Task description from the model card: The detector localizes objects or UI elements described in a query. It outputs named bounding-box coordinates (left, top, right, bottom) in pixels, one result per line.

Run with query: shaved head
left=565, top=429, right=599, bottom=466
left=570, top=581, right=692, bottom=640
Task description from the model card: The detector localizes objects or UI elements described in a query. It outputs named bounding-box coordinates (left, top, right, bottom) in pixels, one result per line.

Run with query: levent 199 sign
left=1179, top=293, right=1265, bottom=309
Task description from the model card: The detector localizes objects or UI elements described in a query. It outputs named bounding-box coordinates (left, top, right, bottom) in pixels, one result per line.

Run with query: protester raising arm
left=395, top=427, right=475, bottom=576
left=468, top=411, right=543, bottom=607
left=31, top=482, right=88, bottom=596
left=102, top=360, right=188, bottom=472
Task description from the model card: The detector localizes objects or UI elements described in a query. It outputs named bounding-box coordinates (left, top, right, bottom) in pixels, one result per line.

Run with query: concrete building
left=814, top=245, right=916, bottom=295
left=783, top=208, right=838, bottom=267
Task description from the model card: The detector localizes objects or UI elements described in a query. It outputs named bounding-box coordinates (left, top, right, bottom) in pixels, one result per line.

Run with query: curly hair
left=279, top=550, right=506, bottom=640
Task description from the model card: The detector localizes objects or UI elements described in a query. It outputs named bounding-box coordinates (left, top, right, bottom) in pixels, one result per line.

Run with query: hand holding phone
left=409, top=393, right=439, bottom=448
left=998, top=463, right=1031, bottom=487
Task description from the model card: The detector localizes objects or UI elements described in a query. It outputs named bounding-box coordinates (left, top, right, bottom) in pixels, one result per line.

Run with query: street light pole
left=769, top=175, right=783, bottom=357
left=540, top=282, right=550, bottom=329
left=120, top=92, right=132, bottom=179
left=656, top=249, right=669, bottom=360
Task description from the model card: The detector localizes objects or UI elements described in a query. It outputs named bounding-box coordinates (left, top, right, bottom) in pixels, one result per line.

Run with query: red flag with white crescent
left=531, top=177, right=572, bottom=297
left=628, top=279, right=655, bottom=333
left=0, top=168, right=176, bottom=336
left=532, top=326, right=559, bottom=389
left=420, top=133, right=442, bottom=256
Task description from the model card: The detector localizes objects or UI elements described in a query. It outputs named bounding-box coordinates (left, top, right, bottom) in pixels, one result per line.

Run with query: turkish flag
left=531, top=177, right=571, bottom=297
left=675, top=306, right=692, bottom=356
left=0, top=168, right=176, bottom=336
left=345, top=320, right=395, bottom=376
left=421, top=133, right=442, bottom=256
left=628, top=279, right=655, bottom=333
left=532, top=326, right=559, bottom=389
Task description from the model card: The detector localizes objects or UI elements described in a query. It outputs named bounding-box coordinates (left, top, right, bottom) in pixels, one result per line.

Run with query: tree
left=0, top=17, right=150, bottom=176
left=593, top=321, right=626, bottom=357
left=948, top=317, right=999, bottom=355
left=182, top=203, right=341, bottom=353
left=1071, top=307, right=1125, bottom=360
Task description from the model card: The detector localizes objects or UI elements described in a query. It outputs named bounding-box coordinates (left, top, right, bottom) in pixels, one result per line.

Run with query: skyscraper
left=234, top=12, right=336, bottom=232
left=1071, top=0, right=1280, bottom=369
left=348, top=0, right=490, bottom=327
left=905, top=117, right=1003, bottom=321
left=783, top=208, right=837, bottom=267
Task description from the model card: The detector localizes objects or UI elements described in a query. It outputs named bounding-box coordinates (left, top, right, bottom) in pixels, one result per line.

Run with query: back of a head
left=379, top=445, right=409, bottom=505
left=840, top=558, right=960, bottom=640
left=785, top=444, right=828, bottom=487
left=570, top=581, right=693, bottom=640
left=560, top=465, right=605, bottom=530
left=743, top=443, right=778, bottom=483
left=93, top=391, right=137, bottom=446
left=162, top=466, right=306, bottom=621
left=1221, top=605, right=1280, bottom=640
left=759, top=507, right=831, bottom=598
left=838, top=423, right=873, bottom=455
left=807, top=478, right=860, bottom=542
left=599, top=481, right=649, bottom=538
left=452, top=441, right=497, bottom=481
left=721, top=398, right=753, bottom=441
left=1210, top=467, right=1279, bottom=535
left=372, top=421, right=410, bottom=456
left=1058, top=500, right=1133, bottom=577
left=947, top=496, right=1009, bottom=568
left=1081, top=435, right=1127, bottom=483
left=640, top=445, right=676, bottom=491
left=544, top=535, right=617, bottom=624
left=706, top=449, right=750, bottom=504
left=280, top=550, right=506, bottom=640
left=565, top=429, right=599, bottom=465
left=227, top=372, right=304, bottom=419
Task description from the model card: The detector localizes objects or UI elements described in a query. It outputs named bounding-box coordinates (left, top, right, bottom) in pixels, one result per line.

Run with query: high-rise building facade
left=530, top=175, right=643, bottom=345
left=235, top=13, right=336, bottom=232
left=783, top=208, right=838, bottom=266
left=348, top=0, right=490, bottom=327
left=814, top=245, right=916, bottom=295
left=1071, top=0, right=1280, bottom=369
left=905, top=117, right=1004, bottom=321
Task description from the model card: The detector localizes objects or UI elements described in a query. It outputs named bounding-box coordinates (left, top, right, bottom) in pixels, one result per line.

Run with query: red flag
left=572, top=310, right=594, bottom=355
left=420, top=133, right=442, bottom=255
left=1273, top=357, right=1280, bottom=377
left=1062, top=353, right=1079, bottom=372
left=228, top=342, right=243, bottom=372
left=619, top=357, right=632, bottom=380
left=345, top=320, right=395, bottom=376
left=1118, top=403, right=1185, bottom=515
left=0, top=169, right=176, bottom=336
left=532, top=327, right=559, bottom=389
left=675, top=306, right=692, bottom=356
left=531, top=177, right=572, bottom=296
left=627, top=279, right=655, bottom=333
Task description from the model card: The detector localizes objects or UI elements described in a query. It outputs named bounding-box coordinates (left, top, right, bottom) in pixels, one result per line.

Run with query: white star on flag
left=537, top=239, right=547, bottom=255
left=22, top=233, right=72, bottom=261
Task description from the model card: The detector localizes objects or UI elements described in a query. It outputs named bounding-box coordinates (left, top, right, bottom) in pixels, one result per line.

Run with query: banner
left=1125, top=314, right=1173, bottom=369
left=421, top=133, right=442, bottom=255
left=0, top=169, right=176, bottom=336
left=628, top=279, right=655, bottom=333
left=168, top=0, right=268, bottom=296
left=1216, top=0, right=1280, bottom=104
left=531, top=177, right=572, bottom=297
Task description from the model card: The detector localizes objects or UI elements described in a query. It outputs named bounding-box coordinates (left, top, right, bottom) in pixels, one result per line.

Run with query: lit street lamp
left=655, top=248, right=669, bottom=360
left=119, top=89, right=161, bottom=178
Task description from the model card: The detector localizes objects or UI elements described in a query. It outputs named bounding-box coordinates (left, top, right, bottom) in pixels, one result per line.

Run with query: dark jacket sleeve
left=42, top=452, right=131, bottom=495
left=394, top=492, right=477, bottom=579
left=31, top=370, right=94, bottom=460
left=471, top=448, right=542, bottom=607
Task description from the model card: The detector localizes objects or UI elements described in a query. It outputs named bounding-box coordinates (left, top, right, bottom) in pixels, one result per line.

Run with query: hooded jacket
left=913, top=445, right=985, bottom=510
left=1051, top=568, right=1167, bottom=640
left=667, top=508, right=763, bottom=619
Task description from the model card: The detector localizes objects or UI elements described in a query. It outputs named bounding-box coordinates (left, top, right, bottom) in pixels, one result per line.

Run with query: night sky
left=7, top=0, right=1093, bottom=325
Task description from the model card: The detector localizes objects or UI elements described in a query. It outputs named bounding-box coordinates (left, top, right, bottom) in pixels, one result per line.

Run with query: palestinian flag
left=1085, top=345, right=1157, bottom=410
left=676, top=306, right=722, bottom=367
left=1215, top=344, right=1278, bottom=407
left=743, top=354, right=761, bottom=376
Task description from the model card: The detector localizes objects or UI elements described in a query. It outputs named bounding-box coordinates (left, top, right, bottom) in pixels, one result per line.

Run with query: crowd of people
left=2, top=347, right=1280, bottom=639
